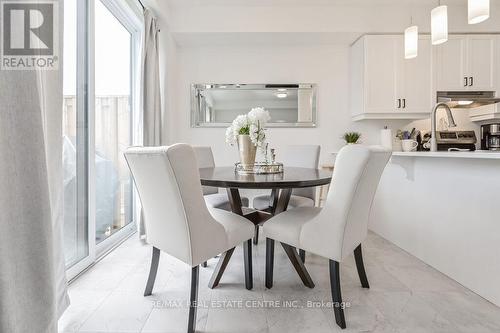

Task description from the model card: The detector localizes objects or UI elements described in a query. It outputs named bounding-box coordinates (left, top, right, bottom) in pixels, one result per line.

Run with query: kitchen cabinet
left=350, top=35, right=432, bottom=120
left=469, top=35, right=500, bottom=122
left=398, top=36, right=434, bottom=114
left=435, top=35, right=497, bottom=91
left=363, top=35, right=398, bottom=113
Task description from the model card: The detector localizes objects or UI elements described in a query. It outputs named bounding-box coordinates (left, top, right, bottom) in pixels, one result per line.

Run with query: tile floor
left=59, top=231, right=500, bottom=333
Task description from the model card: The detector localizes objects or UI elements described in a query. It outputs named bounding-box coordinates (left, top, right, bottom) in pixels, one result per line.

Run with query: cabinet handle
left=469, top=76, right=473, bottom=87
left=397, top=99, right=401, bottom=108
left=464, top=77, right=468, bottom=87
left=402, top=99, right=406, bottom=108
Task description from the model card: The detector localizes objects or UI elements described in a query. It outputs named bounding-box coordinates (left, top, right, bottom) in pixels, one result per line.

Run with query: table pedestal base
left=208, top=188, right=313, bottom=289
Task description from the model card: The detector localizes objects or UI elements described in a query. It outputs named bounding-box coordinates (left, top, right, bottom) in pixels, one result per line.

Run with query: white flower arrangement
left=225, top=107, right=271, bottom=149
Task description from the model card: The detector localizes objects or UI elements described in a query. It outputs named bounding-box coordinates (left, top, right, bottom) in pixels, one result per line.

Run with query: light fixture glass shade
left=468, top=0, right=489, bottom=24
left=431, top=5, right=448, bottom=45
left=404, top=25, right=418, bottom=59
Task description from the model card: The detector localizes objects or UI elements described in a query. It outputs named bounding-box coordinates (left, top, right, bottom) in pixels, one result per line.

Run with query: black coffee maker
left=481, top=124, right=500, bottom=151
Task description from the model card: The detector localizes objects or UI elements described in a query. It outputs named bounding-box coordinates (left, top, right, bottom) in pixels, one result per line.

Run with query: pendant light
left=469, top=0, right=489, bottom=24
left=431, top=1, right=448, bottom=45
left=404, top=3, right=418, bottom=59
left=405, top=14, right=418, bottom=59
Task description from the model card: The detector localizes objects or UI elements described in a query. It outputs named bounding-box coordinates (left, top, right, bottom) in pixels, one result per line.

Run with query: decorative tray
left=235, top=162, right=284, bottom=174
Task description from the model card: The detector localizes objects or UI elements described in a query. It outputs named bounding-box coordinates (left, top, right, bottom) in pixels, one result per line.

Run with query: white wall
left=170, top=44, right=409, bottom=165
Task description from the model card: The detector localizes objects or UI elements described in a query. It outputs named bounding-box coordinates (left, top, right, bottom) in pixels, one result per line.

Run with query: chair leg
left=188, top=266, right=199, bottom=333
left=299, top=249, right=306, bottom=263
left=281, top=243, right=315, bottom=288
left=208, top=247, right=235, bottom=289
left=329, top=260, right=346, bottom=329
left=253, top=225, right=259, bottom=245
left=144, top=247, right=160, bottom=296
left=265, top=238, right=275, bottom=289
left=354, top=244, right=369, bottom=288
left=244, top=239, right=253, bottom=290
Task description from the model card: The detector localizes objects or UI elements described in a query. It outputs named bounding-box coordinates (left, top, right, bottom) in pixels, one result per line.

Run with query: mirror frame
left=190, top=83, right=317, bottom=128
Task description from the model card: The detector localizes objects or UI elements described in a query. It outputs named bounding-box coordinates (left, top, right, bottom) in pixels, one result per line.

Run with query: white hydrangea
left=225, top=107, right=270, bottom=150
left=233, top=114, right=249, bottom=132
left=249, top=122, right=266, bottom=148
left=225, top=114, right=248, bottom=144
left=248, top=107, right=271, bottom=127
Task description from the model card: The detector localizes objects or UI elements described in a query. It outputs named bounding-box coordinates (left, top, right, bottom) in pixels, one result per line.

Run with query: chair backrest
left=124, top=144, right=226, bottom=266
left=192, top=146, right=219, bottom=195
left=283, top=145, right=320, bottom=200
left=300, top=145, right=391, bottom=260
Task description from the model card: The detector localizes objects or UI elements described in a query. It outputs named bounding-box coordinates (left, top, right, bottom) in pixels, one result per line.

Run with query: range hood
left=437, top=91, right=500, bottom=109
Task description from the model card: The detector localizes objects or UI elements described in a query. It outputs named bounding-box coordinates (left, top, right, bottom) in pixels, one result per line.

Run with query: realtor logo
left=1, top=0, right=59, bottom=70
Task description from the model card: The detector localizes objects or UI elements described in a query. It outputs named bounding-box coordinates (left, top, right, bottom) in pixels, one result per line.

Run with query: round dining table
left=199, top=166, right=332, bottom=223
left=199, top=166, right=332, bottom=289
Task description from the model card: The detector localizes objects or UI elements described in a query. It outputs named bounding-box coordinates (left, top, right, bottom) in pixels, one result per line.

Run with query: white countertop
left=392, top=151, right=500, bottom=159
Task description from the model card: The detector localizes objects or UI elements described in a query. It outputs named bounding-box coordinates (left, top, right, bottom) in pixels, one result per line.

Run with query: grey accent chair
left=253, top=145, right=320, bottom=211
left=193, top=146, right=249, bottom=211
left=253, top=145, right=320, bottom=252
left=125, top=144, right=255, bottom=333
left=263, top=145, right=391, bottom=329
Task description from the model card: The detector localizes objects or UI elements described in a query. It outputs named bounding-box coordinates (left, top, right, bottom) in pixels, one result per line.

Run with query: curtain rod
left=137, top=0, right=161, bottom=32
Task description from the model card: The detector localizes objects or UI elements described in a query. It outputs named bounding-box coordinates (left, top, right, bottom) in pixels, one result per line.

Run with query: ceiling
left=164, top=0, right=466, bottom=7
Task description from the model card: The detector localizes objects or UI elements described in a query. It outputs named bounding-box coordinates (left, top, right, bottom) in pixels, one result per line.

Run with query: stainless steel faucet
left=430, top=103, right=457, bottom=152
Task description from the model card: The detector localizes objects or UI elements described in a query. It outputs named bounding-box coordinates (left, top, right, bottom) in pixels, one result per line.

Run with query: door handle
left=469, top=77, right=473, bottom=87
left=402, top=99, right=406, bottom=108
left=464, top=77, right=468, bottom=87
left=397, top=99, right=401, bottom=108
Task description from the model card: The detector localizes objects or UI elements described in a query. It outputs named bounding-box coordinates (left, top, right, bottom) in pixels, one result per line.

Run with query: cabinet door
left=399, top=37, right=433, bottom=113
left=364, top=36, right=399, bottom=113
left=436, top=36, right=467, bottom=91
left=467, top=36, right=496, bottom=90
left=497, top=36, right=500, bottom=94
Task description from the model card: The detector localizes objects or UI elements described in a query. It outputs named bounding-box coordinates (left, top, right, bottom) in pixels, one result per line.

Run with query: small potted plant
left=343, top=132, right=361, bottom=145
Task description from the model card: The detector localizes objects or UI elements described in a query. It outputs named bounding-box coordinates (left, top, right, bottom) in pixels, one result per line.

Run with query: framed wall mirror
left=191, top=83, right=317, bottom=128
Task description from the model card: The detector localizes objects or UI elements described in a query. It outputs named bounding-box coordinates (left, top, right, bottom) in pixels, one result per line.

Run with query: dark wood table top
left=199, top=166, right=332, bottom=189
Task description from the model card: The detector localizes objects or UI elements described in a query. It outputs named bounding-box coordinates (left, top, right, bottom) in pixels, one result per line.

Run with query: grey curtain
left=138, top=8, right=163, bottom=236
left=0, top=1, right=68, bottom=331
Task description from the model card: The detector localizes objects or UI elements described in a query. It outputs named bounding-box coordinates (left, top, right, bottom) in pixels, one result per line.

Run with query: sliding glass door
left=63, top=0, right=141, bottom=279
left=94, top=0, right=134, bottom=247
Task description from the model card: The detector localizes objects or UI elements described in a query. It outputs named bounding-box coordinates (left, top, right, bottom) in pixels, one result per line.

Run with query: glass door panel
left=62, top=0, right=89, bottom=268
left=94, top=0, right=134, bottom=244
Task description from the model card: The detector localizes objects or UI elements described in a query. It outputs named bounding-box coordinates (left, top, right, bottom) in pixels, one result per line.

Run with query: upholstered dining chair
left=125, top=144, right=255, bottom=333
left=253, top=145, right=320, bottom=255
left=193, top=146, right=250, bottom=211
left=263, top=145, right=391, bottom=329
left=253, top=145, right=320, bottom=211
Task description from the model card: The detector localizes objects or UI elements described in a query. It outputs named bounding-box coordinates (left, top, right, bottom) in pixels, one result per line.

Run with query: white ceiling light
left=431, top=5, right=448, bottom=45
left=404, top=25, right=418, bottom=59
left=468, top=0, right=489, bottom=24
left=276, top=92, right=287, bottom=98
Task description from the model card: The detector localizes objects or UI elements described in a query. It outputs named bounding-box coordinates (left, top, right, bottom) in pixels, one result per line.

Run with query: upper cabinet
left=435, top=35, right=497, bottom=91
left=351, top=34, right=499, bottom=121
left=350, top=35, right=433, bottom=120
left=469, top=35, right=500, bottom=122
left=398, top=36, right=434, bottom=114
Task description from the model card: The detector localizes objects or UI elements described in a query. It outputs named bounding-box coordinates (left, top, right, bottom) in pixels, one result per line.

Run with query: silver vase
left=237, top=134, right=257, bottom=168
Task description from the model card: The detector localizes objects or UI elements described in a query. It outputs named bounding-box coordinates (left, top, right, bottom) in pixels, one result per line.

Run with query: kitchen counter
left=370, top=154, right=500, bottom=307
left=392, top=150, right=500, bottom=159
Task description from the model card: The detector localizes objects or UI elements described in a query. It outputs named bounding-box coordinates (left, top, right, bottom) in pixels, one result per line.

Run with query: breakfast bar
left=370, top=152, right=500, bottom=307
